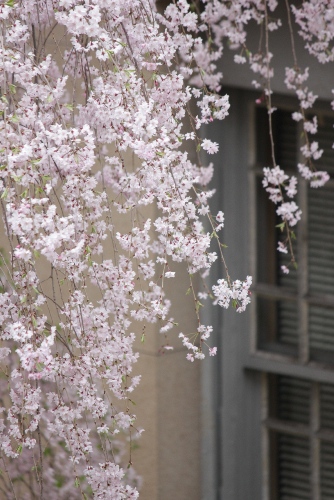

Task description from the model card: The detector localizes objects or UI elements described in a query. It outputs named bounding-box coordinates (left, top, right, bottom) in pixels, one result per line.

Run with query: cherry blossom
left=0, top=0, right=333, bottom=497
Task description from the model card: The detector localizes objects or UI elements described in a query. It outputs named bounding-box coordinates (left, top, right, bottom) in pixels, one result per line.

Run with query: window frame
left=247, top=96, right=334, bottom=376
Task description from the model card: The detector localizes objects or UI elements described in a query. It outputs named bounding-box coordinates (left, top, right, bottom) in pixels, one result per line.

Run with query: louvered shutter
left=320, top=384, right=334, bottom=430
left=308, top=116, right=334, bottom=360
left=276, top=301, right=298, bottom=348
left=274, top=377, right=311, bottom=499
left=270, top=378, right=334, bottom=499
left=275, top=109, right=298, bottom=291
left=276, top=111, right=299, bottom=350
left=255, top=108, right=334, bottom=500
left=308, top=201, right=334, bottom=356
left=321, top=441, right=334, bottom=500
left=319, top=385, right=334, bottom=499
left=277, top=376, right=310, bottom=424
left=277, top=434, right=311, bottom=500
left=256, top=109, right=334, bottom=358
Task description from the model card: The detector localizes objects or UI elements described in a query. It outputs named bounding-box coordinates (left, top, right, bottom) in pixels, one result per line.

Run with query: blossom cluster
left=0, top=0, right=255, bottom=497
left=212, top=276, right=252, bottom=313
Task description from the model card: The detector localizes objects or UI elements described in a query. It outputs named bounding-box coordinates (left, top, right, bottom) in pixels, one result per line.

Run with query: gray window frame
left=247, top=97, right=334, bottom=380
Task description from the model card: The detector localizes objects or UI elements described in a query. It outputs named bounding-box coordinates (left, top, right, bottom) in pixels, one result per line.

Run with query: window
left=202, top=89, right=334, bottom=500
left=252, top=106, right=334, bottom=367
left=250, top=104, right=334, bottom=499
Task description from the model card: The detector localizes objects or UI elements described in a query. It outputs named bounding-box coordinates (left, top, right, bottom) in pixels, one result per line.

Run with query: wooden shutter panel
left=320, top=441, right=334, bottom=500
left=275, top=377, right=311, bottom=499
left=277, top=434, right=311, bottom=500
left=309, top=306, right=334, bottom=357
left=308, top=115, right=334, bottom=357
left=277, top=301, right=298, bottom=348
left=276, top=111, right=299, bottom=348
left=320, top=383, right=334, bottom=431
left=314, top=115, right=334, bottom=177
left=276, top=109, right=298, bottom=291
left=308, top=185, right=334, bottom=297
left=273, top=379, right=334, bottom=499
left=277, top=376, right=310, bottom=424
left=320, top=384, right=334, bottom=498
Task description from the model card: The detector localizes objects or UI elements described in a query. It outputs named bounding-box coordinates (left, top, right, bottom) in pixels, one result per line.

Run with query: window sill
left=245, top=351, right=334, bottom=383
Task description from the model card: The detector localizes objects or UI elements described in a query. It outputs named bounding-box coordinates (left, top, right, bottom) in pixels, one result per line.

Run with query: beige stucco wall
left=132, top=259, right=201, bottom=500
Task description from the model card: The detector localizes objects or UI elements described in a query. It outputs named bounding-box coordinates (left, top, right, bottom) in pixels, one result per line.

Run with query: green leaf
left=276, top=222, right=285, bottom=231
left=10, top=114, right=19, bottom=124
left=196, top=143, right=201, bottom=152
left=44, top=447, right=52, bottom=457
left=195, top=300, right=204, bottom=312
left=9, top=84, right=16, bottom=94
left=1, top=188, right=8, bottom=200
left=55, top=474, right=65, bottom=488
